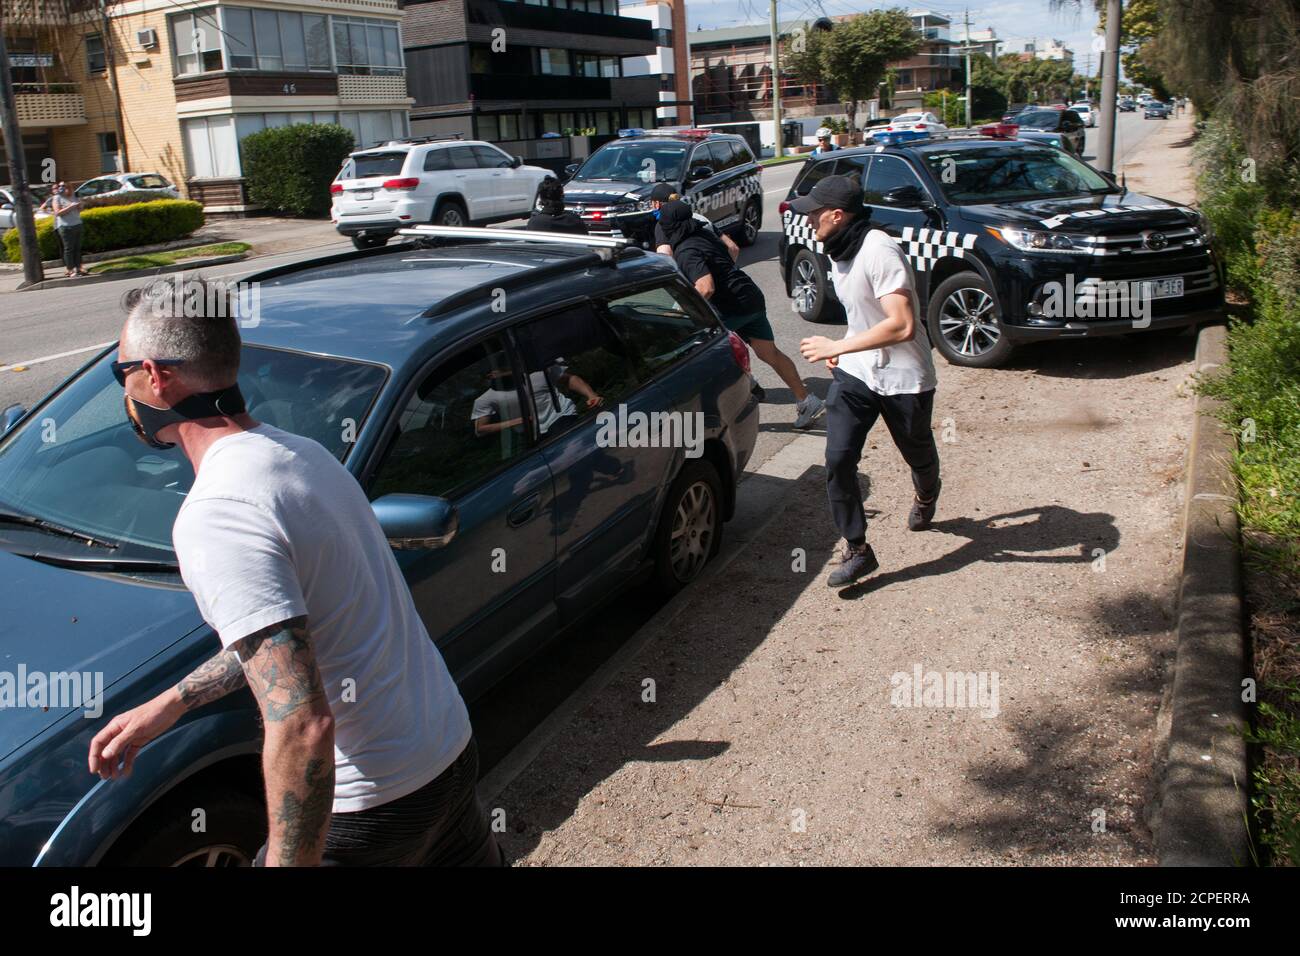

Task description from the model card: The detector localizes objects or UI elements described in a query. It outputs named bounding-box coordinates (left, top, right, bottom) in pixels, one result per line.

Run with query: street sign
left=9, top=54, right=54, bottom=67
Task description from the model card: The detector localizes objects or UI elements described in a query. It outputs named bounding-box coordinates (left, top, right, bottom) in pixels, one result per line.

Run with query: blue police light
left=618, top=128, right=646, bottom=138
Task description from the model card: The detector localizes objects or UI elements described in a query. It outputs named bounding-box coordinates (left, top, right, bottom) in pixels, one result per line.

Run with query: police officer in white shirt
left=794, top=176, right=941, bottom=588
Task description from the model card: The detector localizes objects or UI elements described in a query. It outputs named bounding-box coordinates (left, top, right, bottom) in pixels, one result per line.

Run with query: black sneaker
left=827, top=542, right=879, bottom=588
left=908, top=480, right=941, bottom=531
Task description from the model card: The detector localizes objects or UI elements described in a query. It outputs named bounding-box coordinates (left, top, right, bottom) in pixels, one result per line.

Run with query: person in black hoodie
left=658, top=200, right=826, bottom=430
left=527, top=176, right=588, bottom=234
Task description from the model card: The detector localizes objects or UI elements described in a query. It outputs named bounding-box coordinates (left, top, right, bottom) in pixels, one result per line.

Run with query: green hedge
left=242, top=123, right=355, bottom=217
left=3, top=199, right=204, bottom=263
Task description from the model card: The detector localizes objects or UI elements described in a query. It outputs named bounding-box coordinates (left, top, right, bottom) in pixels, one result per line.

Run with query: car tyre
left=790, top=247, right=842, bottom=324
left=433, top=199, right=469, bottom=227
left=100, top=785, right=266, bottom=867
left=927, top=271, right=1016, bottom=369
left=652, top=458, right=723, bottom=597
left=735, top=199, right=761, bottom=247
left=351, top=234, right=390, bottom=251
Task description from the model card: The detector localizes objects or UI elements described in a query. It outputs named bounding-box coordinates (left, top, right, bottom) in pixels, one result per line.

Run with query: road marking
left=0, top=340, right=114, bottom=373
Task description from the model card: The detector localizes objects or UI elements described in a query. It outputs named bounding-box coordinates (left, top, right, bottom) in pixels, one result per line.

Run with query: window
left=423, top=148, right=453, bottom=172
left=472, top=144, right=512, bottom=168
left=499, top=113, right=519, bottom=140
left=305, top=15, right=330, bottom=70
left=832, top=154, right=868, bottom=186
left=601, top=284, right=717, bottom=381
left=863, top=155, right=928, bottom=205
left=793, top=158, right=838, bottom=196
left=652, top=28, right=673, bottom=47
left=369, top=337, right=528, bottom=501
left=351, top=151, right=407, bottom=178
left=538, top=48, right=570, bottom=76
left=448, top=145, right=479, bottom=169
left=224, top=7, right=256, bottom=69
left=600, top=56, right=620, bottom=78
left=129, top=174, right=170, bottom=189
left=253, top=10, right=283, bottom=70
left=512, top=303, right=638, bottom=440
left=170, top=12, right=223, bottom=75
left=85, top=34, right=105, bottom=73
left=333, top=15, right=402, bottom=75
left=183, top=115, right=239, bottom=178
left=97, top=132, right=120, bottom=173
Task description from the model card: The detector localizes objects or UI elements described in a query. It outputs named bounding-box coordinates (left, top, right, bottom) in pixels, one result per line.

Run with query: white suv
left=1069, top=102, right=1096, bottom=127
left=331, top=137, right=551, bottom=249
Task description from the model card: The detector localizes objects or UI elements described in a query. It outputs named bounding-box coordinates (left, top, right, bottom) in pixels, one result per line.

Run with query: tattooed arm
left=90, top=647, right=252, bottom=780
left=232, top=616, right=335, bottom=867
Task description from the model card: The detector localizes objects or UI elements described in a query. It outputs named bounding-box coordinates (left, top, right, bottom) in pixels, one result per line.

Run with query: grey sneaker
left=908, top=479, right=941, bottom=531
left=793, top=393, right=826, bottom=429
left=827, top=542, right=879, bottom=588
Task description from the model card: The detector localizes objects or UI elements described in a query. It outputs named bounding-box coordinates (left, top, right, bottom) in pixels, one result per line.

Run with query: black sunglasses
left=112, top=358, right=185, bottom=386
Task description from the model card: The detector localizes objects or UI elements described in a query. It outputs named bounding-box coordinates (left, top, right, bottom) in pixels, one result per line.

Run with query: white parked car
left=1069, top=102, right=1097, bottom=127
left=74, top=172, right=180, bottom=202
left=873, top=111, right=949, bottom=142
left=331, top=137, right=552, bottom=250
left=0, top=186, right=52, bottom=231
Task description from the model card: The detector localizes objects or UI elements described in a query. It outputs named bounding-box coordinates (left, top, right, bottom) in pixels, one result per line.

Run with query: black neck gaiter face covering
left=124, top=384, right=247, bottom=449
left=823, top=214, right=873, bottom=263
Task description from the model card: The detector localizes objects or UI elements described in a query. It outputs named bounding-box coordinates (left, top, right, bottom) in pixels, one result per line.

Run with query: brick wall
left=402, top=0, right=469, bottom=47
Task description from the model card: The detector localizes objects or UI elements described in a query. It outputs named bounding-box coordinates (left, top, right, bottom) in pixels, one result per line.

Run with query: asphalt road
left=0, top=111, right=1176, bottom=774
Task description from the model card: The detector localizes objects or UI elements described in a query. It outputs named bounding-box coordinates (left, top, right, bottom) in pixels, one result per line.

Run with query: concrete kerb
left=1155, top=321, right=1252, bottom=866
left=16, top=253, right=249, bottom=292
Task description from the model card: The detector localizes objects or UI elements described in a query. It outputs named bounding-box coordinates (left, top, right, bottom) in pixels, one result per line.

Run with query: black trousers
left=254, top=735, right=505, bottom=867
left=824, top=367, right=940, bottom=545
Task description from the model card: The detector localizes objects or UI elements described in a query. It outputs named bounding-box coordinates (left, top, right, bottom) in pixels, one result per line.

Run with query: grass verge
left=88, top=241, right=251, bottom=275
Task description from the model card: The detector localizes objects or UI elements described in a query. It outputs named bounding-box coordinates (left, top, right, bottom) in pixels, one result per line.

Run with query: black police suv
left=562, top=129, right=763, bottom=248
left=779, top=133, right=1224, bottom=368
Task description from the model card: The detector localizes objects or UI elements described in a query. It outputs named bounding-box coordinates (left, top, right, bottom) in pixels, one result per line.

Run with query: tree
left=785, top=8, right=920, bottom=132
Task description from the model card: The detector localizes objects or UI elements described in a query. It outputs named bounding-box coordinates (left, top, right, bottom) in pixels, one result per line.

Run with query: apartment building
left=2, top=0, right=413, bottom=214
left=620, top=0, right=692, bottom=127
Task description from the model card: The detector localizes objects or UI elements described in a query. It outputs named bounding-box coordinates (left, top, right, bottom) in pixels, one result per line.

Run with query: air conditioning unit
left=136, top=28, right=157, bottom=50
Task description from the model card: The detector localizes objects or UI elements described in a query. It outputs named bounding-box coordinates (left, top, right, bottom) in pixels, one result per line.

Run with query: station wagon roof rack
left=397, top=225, right=632, bottom=262
left=378, top=134, right=464, bottom=147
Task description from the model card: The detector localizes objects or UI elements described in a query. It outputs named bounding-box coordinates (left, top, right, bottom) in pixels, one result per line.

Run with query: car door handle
left=507, top=493, right=541, bottom=528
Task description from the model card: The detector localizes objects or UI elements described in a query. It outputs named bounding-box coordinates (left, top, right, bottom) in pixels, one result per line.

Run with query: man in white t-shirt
left=794, top=175, right=942, bottom=588
left=88, top=276, right=502, bottom=866
left=471, top=363, right=601, bottom=437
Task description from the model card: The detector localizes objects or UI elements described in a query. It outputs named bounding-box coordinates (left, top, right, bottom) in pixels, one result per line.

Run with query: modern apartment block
left=2, top=0, right=413, bottom=214
left=399, top=0, right=662, bottom=171
left=1006, top=36, right=1075, bottom=66
left=620, top=0, right=692, bottom=127
left=889, top=10, right=961, bottom=99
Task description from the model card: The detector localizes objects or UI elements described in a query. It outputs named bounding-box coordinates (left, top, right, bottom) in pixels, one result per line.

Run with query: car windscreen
left=920, top=144, right=1113, bottom=204
left=0, top=346, right=386, bottom=559
left=348, top=151, right=407, bottom=179
left=574, top=143, right=687, bottom=183
left=1015, top=111, right=1060, bottom=130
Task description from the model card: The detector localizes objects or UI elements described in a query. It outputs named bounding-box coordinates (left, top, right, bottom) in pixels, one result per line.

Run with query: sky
left=676, top=0, right=1106, bottom=75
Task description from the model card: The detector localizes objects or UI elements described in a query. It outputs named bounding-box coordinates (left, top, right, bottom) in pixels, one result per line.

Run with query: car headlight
left=988, top=226, right=1093, bottom=254
left=635, top=197, right=656, bottom=212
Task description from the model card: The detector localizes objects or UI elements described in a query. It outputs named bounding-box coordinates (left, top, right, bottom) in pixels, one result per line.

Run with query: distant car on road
left=0, top=185, right=52, bottom=231
left=0, top=227, right=760, bottom=866
left=873, top=111, right=948, bottom=142
left=331, top=136, right=552, bottom=250
left=1118, top=99, right=1137, bottom=112
left=74, top=173, right=179, bottom=203
left=1069, top=102, right=1097, bottom=127
left=1011, top=109, right=1087, bottom=156
left=1144, top=101, right=1172, bottom=119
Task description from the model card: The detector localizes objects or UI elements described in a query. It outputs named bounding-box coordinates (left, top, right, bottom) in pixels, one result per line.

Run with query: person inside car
left=528, top=176, right=588, bottom=235
left=658, top=200, right=826, bottom=430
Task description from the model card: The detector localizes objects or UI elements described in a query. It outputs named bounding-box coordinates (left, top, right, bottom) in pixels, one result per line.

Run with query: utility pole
left=1095, top=0, right=1122, bottom=172
left=0, top=31, right=45, bottom=287
left=963, top=8, right=972, bottom=128
left=769, top=0, right=782, bottom=157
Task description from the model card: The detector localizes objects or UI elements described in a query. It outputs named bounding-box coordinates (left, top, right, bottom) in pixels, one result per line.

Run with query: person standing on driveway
left=793, top=176, right=941, bottom=588
left=658, top=200, right=826, bottom=430
left=38, top=182, right=87, bottom=278
left=89, top=277, right=503, bottom=866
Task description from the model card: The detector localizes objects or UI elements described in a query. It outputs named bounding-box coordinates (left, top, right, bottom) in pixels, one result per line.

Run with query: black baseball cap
left=788, top=174, right=864, bottom=215
left=649, top=182, right=676, bottom=202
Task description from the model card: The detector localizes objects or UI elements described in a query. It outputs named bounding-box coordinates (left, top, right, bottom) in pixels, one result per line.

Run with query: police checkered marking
left=782, top=210, right=825, bottom=254
left=897, top=226, right=978, bottom=272
left=687, top=174, right=763, bottom=215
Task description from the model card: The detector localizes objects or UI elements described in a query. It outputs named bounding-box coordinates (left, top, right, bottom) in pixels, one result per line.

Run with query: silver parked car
left=73, top=172, right=180, bottom=202
left=0, top=185, right=53, bottom=230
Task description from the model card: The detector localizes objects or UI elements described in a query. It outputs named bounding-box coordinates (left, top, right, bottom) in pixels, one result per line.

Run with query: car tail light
left=382, top=178, right=420, bottom=190
left=916, top=123, right=927, bottom=130
left=330, top=183, right=343, bottom=194
left=728, top=331, right=751, bottom=373
left=778, top=200, right=790, bottom=216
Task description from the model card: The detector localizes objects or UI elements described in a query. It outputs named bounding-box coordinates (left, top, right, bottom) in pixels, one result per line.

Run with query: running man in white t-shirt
left=793, top=175, right=942, bottom=588
left=89, top=277, right=503, bottom=866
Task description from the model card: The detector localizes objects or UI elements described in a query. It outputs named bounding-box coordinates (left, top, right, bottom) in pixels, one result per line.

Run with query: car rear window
left=350, top=151, right=408, bottom=178
left=129, top=174, right=169, bottom=189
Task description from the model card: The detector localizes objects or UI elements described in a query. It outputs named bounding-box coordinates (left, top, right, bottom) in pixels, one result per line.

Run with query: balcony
left=13, top=83, right=85, bottom=128
left=466, top=0, right=655, bottom=54
left=470, top=72, right=610, bottom=101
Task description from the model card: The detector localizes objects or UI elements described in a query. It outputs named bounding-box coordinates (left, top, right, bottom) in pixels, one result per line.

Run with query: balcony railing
left=13, top=83, right=85, bottom=127
left=470, top=72, right=610, bottom=101
left=468, top=1, right=654, bottom=42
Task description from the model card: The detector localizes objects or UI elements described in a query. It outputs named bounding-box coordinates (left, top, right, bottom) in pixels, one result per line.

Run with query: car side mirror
left=510, top=156, right=523, bottom=169
left=882, top=185, right=929, bottom=208
left=371, top=493, right=458, bottom=550
left=563, top=163, right=580, bottom=179
left=1, top=404, right=26, bottom=436
left=686, top=164, right=714, bottom=184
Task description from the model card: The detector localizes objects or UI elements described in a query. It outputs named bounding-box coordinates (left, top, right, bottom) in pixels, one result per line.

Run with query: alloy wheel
left=938, top=287, right=1001, bottom=357
left=669, top=481, right=716, bottom=583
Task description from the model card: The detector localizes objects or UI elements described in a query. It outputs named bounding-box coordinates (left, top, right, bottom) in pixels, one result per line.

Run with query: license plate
left=351, top=190, right=373, bottom=201
left=1140, top=276, right=1184, bottom=300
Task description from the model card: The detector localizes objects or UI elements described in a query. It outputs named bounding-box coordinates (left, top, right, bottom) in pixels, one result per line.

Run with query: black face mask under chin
left=124, top=385, right=247, bottom=449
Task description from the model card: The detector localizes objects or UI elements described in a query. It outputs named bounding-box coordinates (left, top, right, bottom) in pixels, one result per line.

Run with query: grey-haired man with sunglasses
left=90, top=277, right=503, bottom=867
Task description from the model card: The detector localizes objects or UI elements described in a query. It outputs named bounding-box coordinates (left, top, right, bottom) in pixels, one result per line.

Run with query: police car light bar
left=619, top=127, right=712, bottom=139
left=397, top=224, right=630, bottom=250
